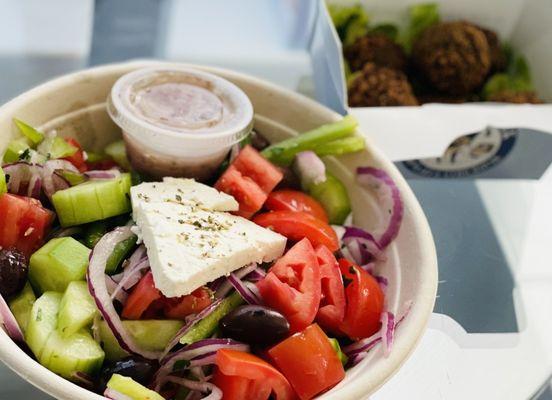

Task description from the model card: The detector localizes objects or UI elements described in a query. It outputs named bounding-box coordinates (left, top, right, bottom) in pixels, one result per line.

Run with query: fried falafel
left=344, top=33, right=408, bottom=72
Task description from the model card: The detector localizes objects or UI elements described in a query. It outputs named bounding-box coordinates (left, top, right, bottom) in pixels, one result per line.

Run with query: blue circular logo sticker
left=403, top=128, right=517, bottom=178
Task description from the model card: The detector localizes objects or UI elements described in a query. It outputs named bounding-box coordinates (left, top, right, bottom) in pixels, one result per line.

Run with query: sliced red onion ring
left=343, top=331, right=382, bottom=357
left=214, top=264, right=257, bottom=299
left=84, top=169, right=121, bottom=180
left=104, top=388, right=133, bottom=400
left=228, top=273, right=262, bottom=305
left=160, top=298, right=224, bottom=361
left=356, top=167, right=403, bottom=249
left=245, top=267, right=266, bottom=283
left=126, top=245, right=147, bottom=269
left=375, top=275, right=388, bottom=291
left=110, top=259, right=150, bottom=301
left=166, top=376, right=222, bottom=400
left=155, top=339, right=248, bottom=391
left=3, top=162, right=41, bottom=197
left=380, top=311, right=395, bottom=357
left=106, top=275, right=128, bottom=304
left=0, top=293, right=24, bottom=343
left=189, top=352, right=217, bottom=367
left=293, top=151, right=326, bottom=188
left=87, top=226, right=161, bottom=359
left=342, top=226, right=386, bottom=263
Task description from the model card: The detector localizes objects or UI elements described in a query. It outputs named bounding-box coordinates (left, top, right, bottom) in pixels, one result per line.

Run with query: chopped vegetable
left=265, top=190, right=329, bottom=223
left=261, top=116, right=358, bottom=166
left=315, top=245, right=346, bottom=334
left=307, top=172, right=351, bottom=225
left=3, top=139, right=30, bottom=163
left=14, top=118, right=44, bottom=146
left=122, top=272, right=162, bottom=320
left=37, top=136, right=78, bottom=159
left=106, top=374, right=165, bottom=400
left=105, top=140, right=131, bottom=171
left=106, top=234, right=137, bottom=274
left=329, top=338, right=348, bottom=366
left=8, top=282, right=35, bottom=334
left=57, top=281, right=97, bottom=337
left=312, top=135, right=365, bottom=157
left=0, top=167, right=7, bottom=194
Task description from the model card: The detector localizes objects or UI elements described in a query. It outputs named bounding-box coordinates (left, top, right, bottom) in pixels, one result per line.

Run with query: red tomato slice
left=232, top=145, right=283, bottom=193
left=122, top=271, right=162, bottom=320
left=314, top=245, right=346, bottom=333
left=265, top=190, right=328, bottom=223
left=257, top=238, right=321, bottom=333
left=215, top=165, right=267, bottom=219
left=0, top=194, right=53, bottom=258
left=253, top=211, right=339, bottom=252
left=338, top=259, right=384, bottom=340
left=268, top=324, right=345, bottom=400
left=163, top=287, right=212, bottom=320
left=62, top=138, right=88, bottom=172
left=214, top=349, right=296, bottom=400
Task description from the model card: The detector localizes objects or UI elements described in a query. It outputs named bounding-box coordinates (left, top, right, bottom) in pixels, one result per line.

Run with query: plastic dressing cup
left=107, top=67, right=254, bottom=180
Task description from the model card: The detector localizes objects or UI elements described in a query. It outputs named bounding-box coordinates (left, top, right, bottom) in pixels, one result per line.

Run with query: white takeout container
left=0, top=61, right=437, bottom=400
left=318, top=0, right=552, bottom=156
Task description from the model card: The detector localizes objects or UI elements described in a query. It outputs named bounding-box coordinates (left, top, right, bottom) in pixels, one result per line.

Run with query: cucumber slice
left=105, top=140, right=131, bottom=171
left=98, top=320, right=184, bottom=362
left=29, top=237, right=91, bottom=294
left=8, top=283, right=36, bottom=334
left=179, top=291, right=243, bottom=345
left=3, top=139, right=30, bottom=163
left=52, top=173, right=131, bottom=227
left=107, top=374, right=165, bottom=400
left=26, top=292, right=62, bottom=360
left=14, top=118, right=44, bottom=146
left=0, top=167, right=6, bottom=195
left=307, top=172, right=351, bottom=225
left=57, top=281, right=97, bottom=338
left=40, top=330, right=104, bottom=380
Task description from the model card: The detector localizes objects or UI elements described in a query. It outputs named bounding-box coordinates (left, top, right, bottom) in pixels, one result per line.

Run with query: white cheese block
left=130, top=178, right=239, bottom=214
left=131, top=179, right=286, bottom=297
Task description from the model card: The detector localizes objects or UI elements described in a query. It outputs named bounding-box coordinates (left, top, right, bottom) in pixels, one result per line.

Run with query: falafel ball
left=487, top=90, right=542, bottom=104
left=478, top=26, right=507, bottom=72
left=344, top=34, right=408, bottom=72
left=412, top=21, right=491, bottom=95
left=348, top=62, right=418, bottom=107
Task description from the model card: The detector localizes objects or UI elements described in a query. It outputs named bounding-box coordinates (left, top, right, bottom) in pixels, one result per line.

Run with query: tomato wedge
left=231, top=145, right=283, bottom=193
left=253, top=211, right=339, bottom=252
left=268, top=324, right=345, bottom=400
left=0, top=194, right=53, bottom=258
left=338, top=259, right=384, bottom=340
left=315, top=245, right=345, bottom=333
left=122, top=271, right=162, bottom=320
left=257, top=238, right=321, bottom=333
left=265, top=190, right=328, bottom=222
left=62, top=138, right=88, bottom=172
left=163, top=287, right=212, bottom=320
left=213, top=349, right=296, bottom=400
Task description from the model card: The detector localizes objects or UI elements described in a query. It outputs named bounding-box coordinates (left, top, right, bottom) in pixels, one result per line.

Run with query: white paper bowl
left=0, top=61, right=437, bottom=400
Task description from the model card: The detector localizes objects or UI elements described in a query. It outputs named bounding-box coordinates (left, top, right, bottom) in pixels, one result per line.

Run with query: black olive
left=97, top=356, right=157, bottom=392
left=220, top=305, right=290, bottom=347
left=0, top=248, right=28, bottom=299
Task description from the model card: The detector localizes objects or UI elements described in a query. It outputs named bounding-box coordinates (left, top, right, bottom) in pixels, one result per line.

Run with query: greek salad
left=0, top=114, right=407, bottom=400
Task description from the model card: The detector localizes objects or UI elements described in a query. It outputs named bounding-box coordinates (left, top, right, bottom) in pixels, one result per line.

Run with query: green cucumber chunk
left=312, top=136, right=365, bottom=157
left=179, top=291, right=244, bottom=345
left=0, top=167, right=7, bottom=194
left=40, top=330, right=104, bottom=380
left=26, top=292, right=62, bottom=360
left=57, top=281, right=97, bottom=338
left=51, top=173, right=131, bottom=227
left=329, top=338, right=349, bottom=366
left=105, top=140, right=131, bottom=171
left=29, top=237, right=91, bottom=294
left=98, top=320, right=184, bottom=362
left=3, top=139, right=30, bottom=163
left=307, top=172, right=351, bottom=225
left=107, top=374, right=165, bottom=400
left=106, top=234, right=137, bottom=274
left=8, top=282, right=36, bottom=334
left=14, top=118, right=44, bottom=146
left=261, top=115, right=358, bottom=166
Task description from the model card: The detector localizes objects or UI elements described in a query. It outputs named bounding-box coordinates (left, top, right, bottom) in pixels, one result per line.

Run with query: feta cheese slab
left=131, top=179, right=286, bottom=297
left=130, top=178, right=239, bottom=213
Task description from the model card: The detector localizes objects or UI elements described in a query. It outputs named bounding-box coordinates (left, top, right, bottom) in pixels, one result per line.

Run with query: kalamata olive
left=98, top=356, right=156, bottom=392
left=0, top=248, right=28, bottom=299
left=220, top=305, right=290, bottom=347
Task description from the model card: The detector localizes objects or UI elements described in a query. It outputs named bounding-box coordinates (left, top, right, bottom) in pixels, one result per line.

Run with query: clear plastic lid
left=107, top=67, right=253, bottom=157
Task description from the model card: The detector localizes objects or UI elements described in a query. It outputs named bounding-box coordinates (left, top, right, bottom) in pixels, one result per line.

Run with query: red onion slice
left=0, top=293, right=24, bottom=343
left=228, top=273, right=262, bottom=305
left=342, top=226, right=386, bottom=263
left=104, top=388, right=133, bottom=400
left=165, top=376, right=222, bottom=400
left=189, top=352, right=217, bottom=367
left=380, top=311, right=395, bottom=357
left=246, top=267, right=266, bottom=283
left=3, top=162, right=42, bottom=197
left=87, top=226, right=161, bottom=359
left=293, top=151, right=326, bottom=188
left=110, top=259, right=150, bottom=301
left=356, top=167, right=403, bottom=249
left=84, top=169, right=121, bottom=180
left=214, top=264, right=257, bottom=299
